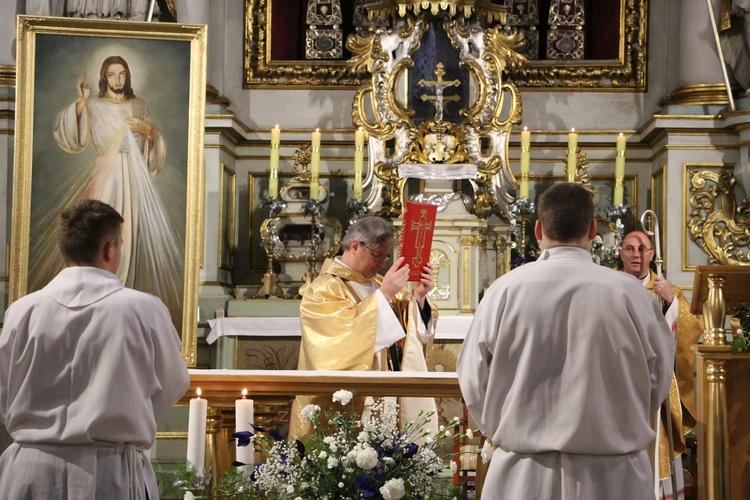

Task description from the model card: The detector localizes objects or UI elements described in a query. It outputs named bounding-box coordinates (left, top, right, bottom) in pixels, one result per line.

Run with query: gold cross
left=410, top=209, right=433, bottom=268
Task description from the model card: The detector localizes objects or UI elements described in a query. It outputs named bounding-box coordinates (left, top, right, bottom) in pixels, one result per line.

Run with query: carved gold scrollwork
left=346, top=4, right=527, bottom=219
left=688, top=169, right=750, bottom=265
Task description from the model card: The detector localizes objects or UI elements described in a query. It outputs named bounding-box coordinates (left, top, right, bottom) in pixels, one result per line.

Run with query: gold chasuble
left=289, top=258, right=438, bottom=441
left=644, top=270, right=703, bottom=479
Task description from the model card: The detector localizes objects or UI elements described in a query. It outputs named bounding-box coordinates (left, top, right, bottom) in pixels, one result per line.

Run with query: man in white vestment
left=0, top=199, right=190, bottom=499
left=289, top=216, right=437, bottom=441
left=51, top=55, right=184, bottom=327
left=457, top=182, right=675, bottom=500
left=620, top=230, right=704, bottom=500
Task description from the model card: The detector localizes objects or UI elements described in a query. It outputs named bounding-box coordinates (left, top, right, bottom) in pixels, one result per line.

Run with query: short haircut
left=537, top=182, right=594, bottom=241
left=341, top=216, right=394, bottom=250
left=57, top=199, right=124, bottom=265
left=98, top=55, right=135, bottom=99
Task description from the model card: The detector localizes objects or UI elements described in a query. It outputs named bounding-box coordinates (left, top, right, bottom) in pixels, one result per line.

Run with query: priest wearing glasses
left=620, top=230, right=703, bottom=500
left=289, top=216, right=437, bottom=441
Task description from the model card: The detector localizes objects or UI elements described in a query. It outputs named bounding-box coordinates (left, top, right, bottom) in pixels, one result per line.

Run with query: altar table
left=206, top=316, right=474, bottom=369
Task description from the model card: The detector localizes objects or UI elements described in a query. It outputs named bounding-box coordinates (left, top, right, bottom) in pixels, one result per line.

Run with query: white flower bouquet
left=224, top=389, right=487, bottom=499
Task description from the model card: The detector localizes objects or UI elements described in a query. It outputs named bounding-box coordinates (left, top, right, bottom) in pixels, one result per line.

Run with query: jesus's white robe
left=46, top=96, right=184, bottom=327
left=0, top=266, right=189, bottom=499
left=457, top=246, right=674, bottom=499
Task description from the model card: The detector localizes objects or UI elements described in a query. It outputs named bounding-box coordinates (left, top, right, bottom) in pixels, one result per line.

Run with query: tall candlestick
left=310, top=128, right=321, bottom=201
left=235, top=388, right=255, bottom=468
left=614, top=133, right=626, bottom=205
left=269, top=125, right=280, bottom=198
left=520, top=127, right=531, bottom=199
left=353, top=127, right=364, bottom=202
left=567, top=128, right=578, bottom=182
left=187, top=388, right=207, bottom=472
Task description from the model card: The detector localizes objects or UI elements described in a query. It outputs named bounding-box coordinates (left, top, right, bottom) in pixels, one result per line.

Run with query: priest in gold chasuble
left=289, top=216, right=438, bottom=441
left=620, top=231, right=703, bottom=500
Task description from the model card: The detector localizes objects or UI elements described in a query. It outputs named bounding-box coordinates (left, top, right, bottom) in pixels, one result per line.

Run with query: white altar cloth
left=206, top=315, right=474, bottom=344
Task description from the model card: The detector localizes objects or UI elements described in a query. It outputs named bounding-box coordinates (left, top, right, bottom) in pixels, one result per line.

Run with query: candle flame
left=274, top=124, right=279, bottom=129
left=523, top=126, right=528, bottom=131
left=315, top=127, right=320, bottom=132
left=619, top=132, right=624, bottom=137
left=358, top=126, right=363, bottom=131
left=570, top=127, right=576, bottom=133
left=242, top=388, right=248, bottom=398
left=196, top=387, right=202, bottom=397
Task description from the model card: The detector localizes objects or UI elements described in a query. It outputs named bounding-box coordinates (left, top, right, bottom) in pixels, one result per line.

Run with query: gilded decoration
left=347, top=11, right=526, bottom=218
left=688, top=169, right=750, bottom=265
left=244, top=0, right=648, bottom=89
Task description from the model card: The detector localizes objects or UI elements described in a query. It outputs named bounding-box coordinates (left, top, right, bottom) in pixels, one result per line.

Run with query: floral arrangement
left=730, top=304, right=750, bottom=353
left=214, top=389, right=490, bottom=499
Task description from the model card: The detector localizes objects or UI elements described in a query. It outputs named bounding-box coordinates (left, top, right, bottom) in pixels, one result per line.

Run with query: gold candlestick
left=256, top=197, right=286, bottom=298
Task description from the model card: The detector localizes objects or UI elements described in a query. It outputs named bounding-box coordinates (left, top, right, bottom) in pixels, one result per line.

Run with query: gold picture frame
left=219, top=163, right=237, bottom=271
left=650, top=165, right=667, bottom=269
left=11, top=16, right=206, bottom=366
left=244, top=0, right=647, bottom=90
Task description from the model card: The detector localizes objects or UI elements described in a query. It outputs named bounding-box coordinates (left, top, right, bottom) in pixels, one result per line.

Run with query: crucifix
left=410, top=210, right=432, bottom=268
left=419, top=62, right=461, bottom=123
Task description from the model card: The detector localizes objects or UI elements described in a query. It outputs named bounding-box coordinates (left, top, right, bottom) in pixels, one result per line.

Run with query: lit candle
left=186, top=388, right=207, bottom=472
left=353, top=127, right=364, bottom=202
left=519, top=127, right=531, bottom=199
left=235, top=388, right=255, bottom=468
left=269, top=125, right=280, bottom=198
left=310, top=128, right=321, bottom=201
left=614, top=133, right=626, bottom=205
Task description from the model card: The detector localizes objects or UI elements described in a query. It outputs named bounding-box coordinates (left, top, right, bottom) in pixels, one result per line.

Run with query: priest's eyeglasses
left=360, top=241, right=389, bottom=261
left=620, top=244, right=654, bottom=254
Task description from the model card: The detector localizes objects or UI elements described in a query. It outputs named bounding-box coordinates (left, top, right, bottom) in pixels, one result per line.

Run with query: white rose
left=379, top=478, right=405, bottom=500
left=183, top=492, right=195, bottom=500
left=332, top=389, right=354, bottom=405
left=300, top=404, right=321, bottom=422
left=481, top=440, right=493, bottom=463
left=327, top=457, right=339, bottom=469
left=355, top=447, right=379, bottom=470
left=466, top=428, right=474, bottom=440
left=286, top=485, right=295, bottom=494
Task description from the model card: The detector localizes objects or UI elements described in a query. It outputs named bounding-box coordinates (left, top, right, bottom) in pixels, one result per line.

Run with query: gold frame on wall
left=219, top=163, right=237, bottom=271
left=244, top=0, right=647, bottom=90
left=11, top=16, right=206, bottom=366
left=650, top=165, right=667, bottom=270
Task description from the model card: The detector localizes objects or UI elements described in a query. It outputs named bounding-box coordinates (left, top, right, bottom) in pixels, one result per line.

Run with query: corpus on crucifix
left=419, top=62, right=461, bottom=123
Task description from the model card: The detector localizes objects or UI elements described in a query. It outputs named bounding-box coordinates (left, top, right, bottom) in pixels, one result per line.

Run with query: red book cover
left=399, top=201, right=437, bottom=281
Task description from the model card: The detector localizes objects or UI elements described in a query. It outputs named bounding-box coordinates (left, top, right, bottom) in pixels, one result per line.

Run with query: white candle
left=353, top=127, right=364, bottom=202
left=310, top=128, right=321, bottom=201
left=235, top=388, right=255, bottom=468
left=520, top=127, right=530, bottom=199
left=567, top=128, right=578, bottom=182
left=186, top=388, right=207, bottom=472
left=269, top=125, right=280, bottom=198
left=614, top=133, right=626, bottom=205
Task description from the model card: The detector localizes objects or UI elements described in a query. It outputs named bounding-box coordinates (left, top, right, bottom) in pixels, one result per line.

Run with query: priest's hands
left=413, top=262, right=434, bottom=308
left=380, top=256, right=410, bottom=302
left=653, top=275, right=675, bottom=306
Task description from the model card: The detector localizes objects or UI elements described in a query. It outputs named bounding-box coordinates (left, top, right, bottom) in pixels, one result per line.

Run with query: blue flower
left=403, top=442, right=419, bottom=459
left=231, top=430, right=253, bottom=447
left=354, top=474, right=378, bottom=498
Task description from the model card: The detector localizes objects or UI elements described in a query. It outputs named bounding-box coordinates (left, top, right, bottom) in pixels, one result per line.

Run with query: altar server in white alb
left=457, top=182, right=675, bottom=500
left=0, top=199, right=189, bottom=499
